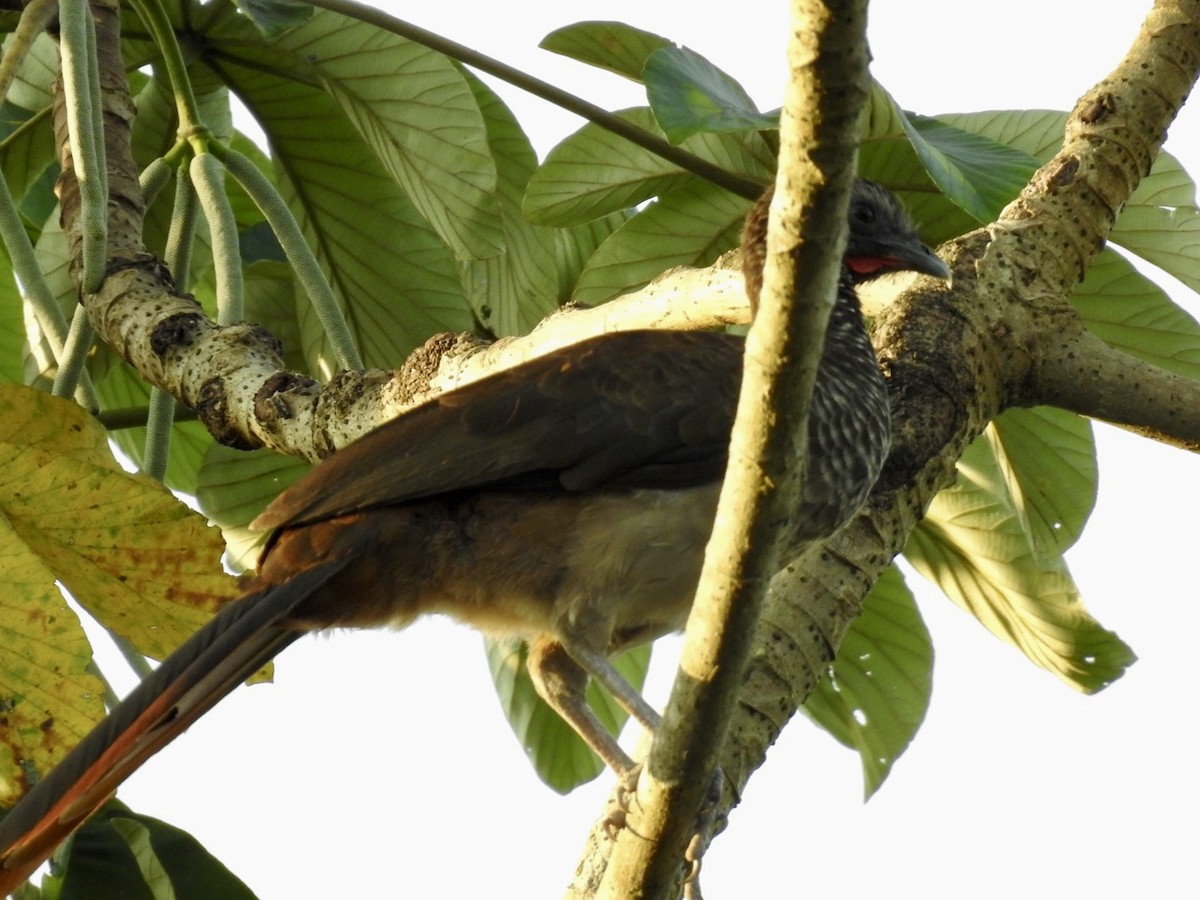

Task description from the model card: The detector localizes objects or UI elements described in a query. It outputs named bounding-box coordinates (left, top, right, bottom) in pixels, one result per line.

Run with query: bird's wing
left=255, top=329, right=744, bottom=530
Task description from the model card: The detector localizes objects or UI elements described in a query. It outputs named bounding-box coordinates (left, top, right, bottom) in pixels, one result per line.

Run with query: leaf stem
left=190, top=152, right=243, bottom=325
left=0, top=170, right=98, bottom=407
left=59, top=0, right=109, bottom=293
left=125, top=0, right=208, bottom=144
left=216, top=145, right=364, bottom=370
left=0, top=0, right=59, bottom=106
left=51, top=305, right=96, bottom=402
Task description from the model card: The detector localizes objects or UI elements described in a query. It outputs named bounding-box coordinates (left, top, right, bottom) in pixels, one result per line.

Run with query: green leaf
left=2, top=32, right=57, bottom=112
left=108, top=818, right=177, bottom=900
left=554, top=211, right=628, bottom=302
left=903, top=114, right=1034, bottom=222
left=539, top=20, right=671, bottom=81
left=58, top=801, right=257, bottom=900
left=934, top=108, right=1068, bottom=162
left=904, top=437, right=1135, bottom=693
left=0, top=107, right=57, bottom=222
left=644, top=46, right=776, bottom=142
left=0, top=242, right=27, bottom=385
left=486, top=638, right=649, bottom=793
left=268, top=8, right=503, bottom=261
left=231, top=0, right=312, bottom=38
left=196, top=444, right=309, bottom=573
left=932, top=109, right=1200, bottom=290
left=855, top=88, right=985, bottom=243
left=802, top=566, right=932, bottom=799
left=859, top=83, right=1034, bottom=226
left=985, top=408, right=1097, bottom=561
left=204, top=4, right=473, bottom=369
left=1069, top=248, right=1200, bottom=380
left=456, top=70, right=558, bottom=336
left=525, top=107, right=772, bottom=228
left=1106, top=201, right=1200, bottom=293
left=572, top=178, right=750, bottom=305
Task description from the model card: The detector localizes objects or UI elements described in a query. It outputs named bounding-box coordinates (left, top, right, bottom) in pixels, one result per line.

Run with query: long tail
left=0, top=556, right=352, bottom=893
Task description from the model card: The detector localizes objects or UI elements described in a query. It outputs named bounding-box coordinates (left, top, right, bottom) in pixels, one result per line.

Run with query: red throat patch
left=846, top=256, right=902, bottom=276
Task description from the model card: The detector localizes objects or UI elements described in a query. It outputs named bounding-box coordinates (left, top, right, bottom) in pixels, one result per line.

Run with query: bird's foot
left=601, top=762, right=644, bottom=838
left=682, top=767, right=724, bottom=900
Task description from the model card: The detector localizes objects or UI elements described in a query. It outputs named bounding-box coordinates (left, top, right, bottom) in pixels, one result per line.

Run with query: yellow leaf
left=0, top=386, right=240, bottom=801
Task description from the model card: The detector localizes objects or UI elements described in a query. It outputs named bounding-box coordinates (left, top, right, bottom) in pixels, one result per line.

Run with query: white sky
left=92, top=1, right=1199, bottom=898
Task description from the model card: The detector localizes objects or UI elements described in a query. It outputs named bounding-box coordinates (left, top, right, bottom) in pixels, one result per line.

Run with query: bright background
left=93, top=1, right=1199, bottom=897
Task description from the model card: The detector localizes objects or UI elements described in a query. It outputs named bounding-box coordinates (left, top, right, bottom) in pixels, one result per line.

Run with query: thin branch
left=302, top=0, right=765, bottom=201
left=592, top=2, right=869, bottom=898
left=1037, top=325, right=1200, bottom=451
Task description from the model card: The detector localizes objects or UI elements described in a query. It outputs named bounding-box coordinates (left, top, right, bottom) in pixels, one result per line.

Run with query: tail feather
left=0, top=556, right=352, bottom=893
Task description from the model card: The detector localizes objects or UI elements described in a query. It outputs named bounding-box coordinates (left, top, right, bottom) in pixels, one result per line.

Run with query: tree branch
left=49, top=0, right=1199, bottom=894
left=569, top=0, right=1200, bottom=889
left=581, top=1, right=871, bottom=897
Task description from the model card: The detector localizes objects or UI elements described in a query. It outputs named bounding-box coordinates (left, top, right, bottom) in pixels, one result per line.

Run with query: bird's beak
left=847, top=240, right=952, bottom=284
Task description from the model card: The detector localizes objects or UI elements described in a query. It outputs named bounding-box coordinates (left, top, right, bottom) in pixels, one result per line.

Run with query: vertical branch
left=592, top=2, right=869, bottom=898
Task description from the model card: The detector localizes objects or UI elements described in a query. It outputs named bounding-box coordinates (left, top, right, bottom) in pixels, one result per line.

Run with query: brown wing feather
left=254, top=330, right=744, bottom=531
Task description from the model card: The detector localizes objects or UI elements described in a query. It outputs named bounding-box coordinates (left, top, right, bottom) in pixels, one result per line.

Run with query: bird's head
left=843, top=179, right=950, bottom=284
left=740, top=178, right=951, bottom=311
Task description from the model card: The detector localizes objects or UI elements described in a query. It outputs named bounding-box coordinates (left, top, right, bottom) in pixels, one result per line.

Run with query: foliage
left=0, top=4, right=1196, bottom=896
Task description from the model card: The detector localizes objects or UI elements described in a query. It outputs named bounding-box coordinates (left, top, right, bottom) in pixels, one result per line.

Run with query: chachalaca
left=0, top=179, right=949, bottom=891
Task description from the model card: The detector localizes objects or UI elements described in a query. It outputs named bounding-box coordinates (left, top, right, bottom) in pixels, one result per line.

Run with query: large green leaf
left=268, top=7, right=503, bottom=262
left=902, top=113, right=1035, bottom=222
left=934, top=108, right=1068, bottom=161
left=204, top=5, right=473, bottom=371
left=3, top=32, right=56, bottom=113
left=555, top=211, right=628, bottom=302
left=862, top=85, right=1035, bottom=224
left=904, top=437, right=1135, bottom=693
left=539, top=20, right=671, bottom=82
left=232, top=0, right=312, bottom=38
left=57, top=800, right=258, bottom=900
left=0, top=260, right=22, bottom=385
left=1070, top=248, right=1200, bottom=380
left=643, top=46, right=776, bottom=142
left=0, top=107, right=57, bottom=225
left=572, top=178, right=750, bottom=305
left=457, top=70, right=558, bottom=337
left=935, top=109, right=1200, bottom=294
left=1105, top=202, right=1200, bottom=293
left=856, top=88, right=987, bottom=243
left=486, top=638, right=650, bottom=794
left=802, top=566, right=932, bottom=799
left=985, top=408, right=1097, bottom=562
left=525, top=107, right=772, bottom=228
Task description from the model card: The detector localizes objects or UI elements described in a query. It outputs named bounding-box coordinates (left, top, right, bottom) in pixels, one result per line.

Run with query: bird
left=0, top=178, right=949, bottom=891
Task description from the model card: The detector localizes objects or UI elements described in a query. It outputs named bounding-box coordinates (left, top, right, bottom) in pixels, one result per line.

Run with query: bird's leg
left=526, top=636, right=637, bottom=777
left=559, top=640, right=661, bottom=734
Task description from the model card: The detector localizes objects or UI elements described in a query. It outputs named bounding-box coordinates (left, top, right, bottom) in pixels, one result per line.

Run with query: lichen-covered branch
left=569, top=0, right=1200, bottom=892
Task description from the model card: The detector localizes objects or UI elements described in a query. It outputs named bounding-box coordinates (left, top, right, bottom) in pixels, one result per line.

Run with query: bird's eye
left=851, top=202, right=876, bottom=225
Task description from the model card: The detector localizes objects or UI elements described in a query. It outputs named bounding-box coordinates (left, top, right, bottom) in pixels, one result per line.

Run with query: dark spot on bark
left=151, top=312, right=205, bottom=356
left=255, top=371, right=319, bottom=424
left=1080, top=93, right=1116, bottom=124
left=196, top=377, right=262, bottom=450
